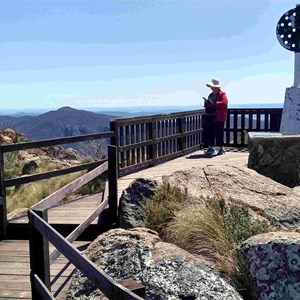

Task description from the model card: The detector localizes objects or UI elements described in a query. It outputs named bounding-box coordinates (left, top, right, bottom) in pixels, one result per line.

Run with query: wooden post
left=149, top=121, right=157, bottom=165
left=270, top=111, right=282, bottom=132
left=28, top=209, right=50, bottom=299
left=177, top=117, right=186, bottom=152
left=110, top=120, right=117, bottom=146
left=108, top=145, right=118, bottom=226
left=0, top=149, right=7, bottom=240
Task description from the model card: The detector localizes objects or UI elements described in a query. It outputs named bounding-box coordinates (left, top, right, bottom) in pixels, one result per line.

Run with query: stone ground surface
left=67, top=228, right=243, bottom=300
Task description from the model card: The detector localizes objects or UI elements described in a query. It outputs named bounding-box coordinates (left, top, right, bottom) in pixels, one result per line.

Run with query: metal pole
left=294, top=52, right=300, bottom=87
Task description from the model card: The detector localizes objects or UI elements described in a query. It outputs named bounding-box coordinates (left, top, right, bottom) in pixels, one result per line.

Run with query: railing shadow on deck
left=0, top=107, right=282, bottom=299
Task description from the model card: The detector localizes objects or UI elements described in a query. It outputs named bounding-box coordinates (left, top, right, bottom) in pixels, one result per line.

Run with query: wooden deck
left=9, top=193, right=104, bottom=225
left=0, top=148, right=249, bottom=299
left=0, top=239, right=89, bottom=299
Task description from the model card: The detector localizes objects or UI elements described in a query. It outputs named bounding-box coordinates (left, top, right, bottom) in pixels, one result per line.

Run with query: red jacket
left=208, top=90, right=228, bottom=122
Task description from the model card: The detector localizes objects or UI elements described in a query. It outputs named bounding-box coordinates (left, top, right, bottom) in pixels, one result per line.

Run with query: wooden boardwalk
left=0, top=239, right=88, bottom=299
left=0, top=149, right=249, bottom=299
left=9, top=193, right=104, bottom=225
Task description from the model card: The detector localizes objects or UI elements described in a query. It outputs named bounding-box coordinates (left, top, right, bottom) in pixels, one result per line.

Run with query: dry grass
left=145, top=184, right=270, bottom=283
left=166, top=202, right=236, bottom=277
left=7, top=171, right=84, bottom=217
left=145, top=182, right=191, bottom=238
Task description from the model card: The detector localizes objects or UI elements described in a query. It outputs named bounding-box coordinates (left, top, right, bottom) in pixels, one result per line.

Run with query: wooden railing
left=0, top=132, right=114, bottom=240
left=224, top=108, right=282, bottom=146
left=27, top=145, right=144, bottom=299
left=110, top=109, right=204, bottom=176
left=110, top=108, right=282, bottom=176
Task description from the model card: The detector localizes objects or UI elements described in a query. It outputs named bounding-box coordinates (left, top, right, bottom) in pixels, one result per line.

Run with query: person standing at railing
left=203, top=79, right=228, bottom=155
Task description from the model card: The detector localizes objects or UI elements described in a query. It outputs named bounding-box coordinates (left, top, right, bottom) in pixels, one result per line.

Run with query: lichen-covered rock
left=119, top=178, right=158, bottom=228
left=164, top=165, right=300, bottom=229
left=67, top=228, right=242, bottom=300
left=240, top=232, right=300, bottom=300
left=248, top=134, right=300, bottom=187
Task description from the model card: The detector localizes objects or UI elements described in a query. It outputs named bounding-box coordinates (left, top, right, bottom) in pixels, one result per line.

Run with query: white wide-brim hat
left=206, top=79, right=221, bottom=88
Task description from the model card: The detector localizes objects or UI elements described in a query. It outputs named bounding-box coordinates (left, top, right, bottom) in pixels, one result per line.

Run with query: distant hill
left=0, top=106, right=116, bottom=141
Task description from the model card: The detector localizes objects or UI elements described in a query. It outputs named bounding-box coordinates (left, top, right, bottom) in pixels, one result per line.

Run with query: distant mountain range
left=0, top=104, right=284, bottom=142
left=0, top=106, right=115, bottom=141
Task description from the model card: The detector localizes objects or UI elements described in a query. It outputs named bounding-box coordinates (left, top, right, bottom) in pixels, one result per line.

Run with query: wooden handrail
left=0, top=131, right=114, bottom=153
left=49, top=197, right=108, bottom=264
left=32, top=162, right=108, bottom=211
left=112, top=109, right=205, bottom=125
left=4, top=159, right=106, bottom=187
left=28, top=209, right=143, bottom=300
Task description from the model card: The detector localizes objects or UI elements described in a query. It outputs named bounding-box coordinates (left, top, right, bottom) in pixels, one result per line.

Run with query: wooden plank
left=49, top=197, right=108, bottom=264
left=4, top=160, right=106, bottom=188
left=119, top=144, right=201, bottom=177
left=0, top=132, right=114, bottom=153
left=0, top=289, right=31, bottom=299
left=32, top=162, right=108, bottom=211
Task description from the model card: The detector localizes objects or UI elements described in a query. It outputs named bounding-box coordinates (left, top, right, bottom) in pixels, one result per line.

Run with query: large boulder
left=67, top=228, right=242, bottom=300
left=164, top=165, right=300, bottom=229
left=22, top=160, right=38, bottom=175
left=119, top=178, right=158, bottom=228
left=248, top=133, right=300, bottom=187
left=240, top=232, right=300, bottom=300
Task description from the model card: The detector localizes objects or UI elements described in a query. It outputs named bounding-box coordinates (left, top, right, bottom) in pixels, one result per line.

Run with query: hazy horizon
left=0, top=102, right=283, bottom=117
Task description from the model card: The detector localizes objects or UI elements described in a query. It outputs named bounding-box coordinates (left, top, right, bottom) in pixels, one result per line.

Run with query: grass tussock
left=145, top=182, right=191, bottom=238
left=145, top=184, right=269, bottom=284
left=166, top=201, right=235, bottom=275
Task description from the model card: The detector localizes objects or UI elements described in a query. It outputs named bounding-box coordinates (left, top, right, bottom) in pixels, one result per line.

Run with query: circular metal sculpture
left=276, top=5, right=300, bottom=52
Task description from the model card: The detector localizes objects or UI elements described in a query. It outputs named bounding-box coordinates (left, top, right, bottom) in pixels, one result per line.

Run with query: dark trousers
left=203, top=115, right=215, bottom=147
left=203, top=116, right=225, bottom=147
left=215, top=121, right=225, bottom=147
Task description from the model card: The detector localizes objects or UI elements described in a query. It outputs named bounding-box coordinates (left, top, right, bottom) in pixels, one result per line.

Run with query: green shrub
left=4, top=152, right=22, bottom=177
left=145, top=186, right=270, bottom=284
left=220, top=200, right=269, bottom=245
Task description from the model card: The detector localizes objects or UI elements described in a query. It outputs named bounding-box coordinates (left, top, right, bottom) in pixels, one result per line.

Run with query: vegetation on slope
left=1, top=128, right=106, bottom=219
left=145, top=182, right=269, bottom=291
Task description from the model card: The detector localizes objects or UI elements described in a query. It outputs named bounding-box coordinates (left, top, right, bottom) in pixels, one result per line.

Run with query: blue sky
left=0, top=0, right=298, bottom=109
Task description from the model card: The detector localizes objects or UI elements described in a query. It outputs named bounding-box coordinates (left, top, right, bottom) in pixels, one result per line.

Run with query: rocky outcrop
left=119, top=178, right=158, bottom=229
left=67, top=228, right=242, bottom=300
left=248, top=133, right=300, bottom=187
left=46, top=145, right=81, bottom=160
left=0, top=128, right=27, bottom=144
left=240, top=232, right=300, bottom=300
left=163, top=165, right=300, bottom=229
